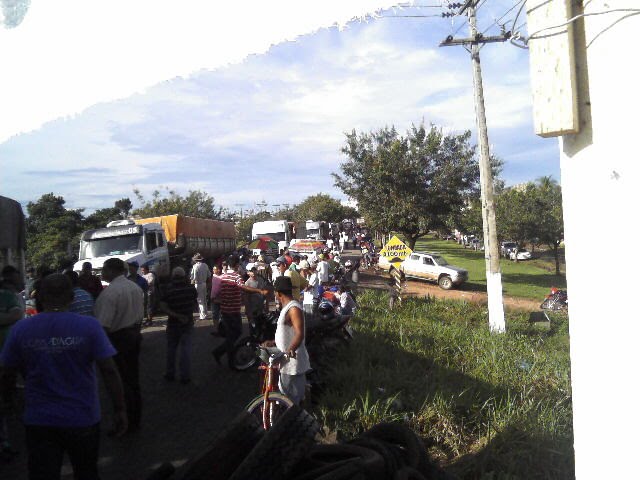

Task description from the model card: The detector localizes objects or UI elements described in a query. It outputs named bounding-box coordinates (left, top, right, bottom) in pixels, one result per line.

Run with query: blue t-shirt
left=0, top=311, right=116, bottom=427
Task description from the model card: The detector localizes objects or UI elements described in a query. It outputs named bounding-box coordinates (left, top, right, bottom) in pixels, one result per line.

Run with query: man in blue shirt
left=0, top=273, right=127, bottom=479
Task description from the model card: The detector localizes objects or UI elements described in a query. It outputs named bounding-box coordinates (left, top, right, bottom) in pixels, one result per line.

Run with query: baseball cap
left=275, top=256, right=288, bottom=265
left=127, top=260, right=139, bottom=268
left=274, top=276, right=293, bottom=292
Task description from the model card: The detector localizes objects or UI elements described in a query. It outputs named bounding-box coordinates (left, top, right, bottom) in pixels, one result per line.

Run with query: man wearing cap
left=287, top=256, right=308, bottom=303
left=262, top=276, right=309, bottom=405
left=212, top=255, right=269, bottom=368
left=95, top=258, right=145, bottom=433
left=191, top=253, right=211, bottom=321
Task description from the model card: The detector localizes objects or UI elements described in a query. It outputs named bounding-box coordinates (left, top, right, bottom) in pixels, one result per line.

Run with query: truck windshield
left=255, top=232, right=286, bottom=242
left=432, top=255, right=449, bottom=266
left=80, top=234, right=143, bottom=259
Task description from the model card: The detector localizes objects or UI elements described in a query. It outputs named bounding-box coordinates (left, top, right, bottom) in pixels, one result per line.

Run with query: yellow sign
left=379, top=236, right=413, bottom=268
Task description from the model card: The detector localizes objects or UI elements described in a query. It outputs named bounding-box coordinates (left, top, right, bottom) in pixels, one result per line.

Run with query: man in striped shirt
left=65, top=271, right=95, bottom=316
left=212, top=255, right=269, bottom=369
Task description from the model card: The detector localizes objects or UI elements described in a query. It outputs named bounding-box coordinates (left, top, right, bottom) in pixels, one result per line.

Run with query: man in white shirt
left=95, top=258, right=145, bottom=433
left=190, top=253, right=211, bottom=321
left=316, top=254, right=330, bottom=285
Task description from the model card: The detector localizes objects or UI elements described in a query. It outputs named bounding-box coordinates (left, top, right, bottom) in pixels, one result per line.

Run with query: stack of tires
left=146, top=407, right=455, bottom=480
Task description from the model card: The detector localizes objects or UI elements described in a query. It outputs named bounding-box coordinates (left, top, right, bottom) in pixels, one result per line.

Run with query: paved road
left=1, top=318, right=258, bottom=480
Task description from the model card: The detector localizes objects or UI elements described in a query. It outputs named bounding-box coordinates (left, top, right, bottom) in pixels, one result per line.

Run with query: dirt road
left=358, top=269, right=541, bottom=312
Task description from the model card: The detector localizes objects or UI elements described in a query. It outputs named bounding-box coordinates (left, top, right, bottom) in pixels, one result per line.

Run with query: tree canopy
left=294, top=193, right=357, bottom=224
left=333, top=123, right=490, bottom=249
left=132, top=188, right=225, bottom=219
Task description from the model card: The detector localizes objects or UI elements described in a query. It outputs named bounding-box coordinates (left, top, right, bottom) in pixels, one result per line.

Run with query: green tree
left=26, top=193, right=84, bottom=270
left=293, top=193, right=357, bottom=223
left=532, top=176, right=564, bottom=275
left=132, top=188, right=224, bottom=219
left=83, top=197, right=133, bottom=230
left=334, top=123, right=489, bottom=250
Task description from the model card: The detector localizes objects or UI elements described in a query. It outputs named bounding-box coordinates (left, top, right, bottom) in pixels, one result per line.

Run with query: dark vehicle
left=231, top=311, right=279, bottom=371
left=540, top=287, right=568, bottom=310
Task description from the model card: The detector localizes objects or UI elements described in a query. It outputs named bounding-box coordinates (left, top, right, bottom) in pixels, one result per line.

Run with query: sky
left=0, top=0, right=560, bottom=215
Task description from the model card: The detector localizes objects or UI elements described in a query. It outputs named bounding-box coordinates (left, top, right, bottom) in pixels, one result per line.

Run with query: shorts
left=278, top=373, right=307, bottom=405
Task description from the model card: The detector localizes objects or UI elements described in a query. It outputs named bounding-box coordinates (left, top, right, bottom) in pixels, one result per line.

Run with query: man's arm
left=284, top=306, right=305, bottom=358
left=240, top=285, right=270, bottom=296
left=96, top=357, right=128, bottom=436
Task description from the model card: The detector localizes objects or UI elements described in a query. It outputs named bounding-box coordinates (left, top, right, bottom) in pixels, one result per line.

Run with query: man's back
left=95, top=275, right=144, bottom=331
left=0, top=312, right=115, bottom=427
left=219, top=270, right=244, bottom=314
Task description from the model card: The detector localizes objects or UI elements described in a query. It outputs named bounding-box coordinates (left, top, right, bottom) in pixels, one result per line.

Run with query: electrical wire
left=526, top=8, right=640, bottom=43
left=480, top=0, right=525, bottom=35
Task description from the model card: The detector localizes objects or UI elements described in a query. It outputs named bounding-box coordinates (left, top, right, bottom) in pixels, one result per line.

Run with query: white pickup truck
left=397, top=251, right=468, bottom=290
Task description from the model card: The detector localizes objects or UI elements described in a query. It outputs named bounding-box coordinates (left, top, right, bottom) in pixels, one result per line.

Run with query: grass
left=406, top=236, right=567, bottom=301
left=313, top=290, right=574, bottom=479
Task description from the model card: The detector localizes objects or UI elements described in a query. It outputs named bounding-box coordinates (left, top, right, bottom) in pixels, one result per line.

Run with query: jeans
left=108, top=326, right=142, bottom=429
left=25, top=422, right=100, bottom=480
left=166, top=323, right=193, bottom=380
left=213, top=312, right=242, bottom=366
left=211, top=302, right=221, bottom=325
left=279, top=374, right=306, bottom=405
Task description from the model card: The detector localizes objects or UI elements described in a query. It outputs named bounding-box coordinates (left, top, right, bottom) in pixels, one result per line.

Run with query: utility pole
left=440, top=0, right=508, bottom=333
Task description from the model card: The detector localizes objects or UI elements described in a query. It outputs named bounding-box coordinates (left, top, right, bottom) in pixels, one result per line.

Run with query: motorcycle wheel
left=231, top=337, right=259, bottom=371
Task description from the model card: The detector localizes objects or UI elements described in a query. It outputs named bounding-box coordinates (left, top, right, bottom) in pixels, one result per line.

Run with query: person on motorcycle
left=261, top=276, right=310, bottom=405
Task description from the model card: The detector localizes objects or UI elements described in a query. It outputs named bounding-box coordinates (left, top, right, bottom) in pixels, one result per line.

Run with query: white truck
left=398, top=251, right=468, bottom=290
left=251, top=219, right=290, bottom=255
left=74, top=215, right=236, bottom=280
left=305, top=220, right=329, bottom=240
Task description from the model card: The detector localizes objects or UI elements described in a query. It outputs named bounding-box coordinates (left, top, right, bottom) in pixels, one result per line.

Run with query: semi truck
left=305, top=220, right=329, bottom=240
left=0, top=196, right=26, bottom=279
left=251, top=220, right=306, bottom=254
left=74, top=214, right=236, bottom=280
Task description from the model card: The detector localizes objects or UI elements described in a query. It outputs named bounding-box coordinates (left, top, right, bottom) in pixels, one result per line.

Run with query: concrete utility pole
left=440, top=0, right=507, bottom=333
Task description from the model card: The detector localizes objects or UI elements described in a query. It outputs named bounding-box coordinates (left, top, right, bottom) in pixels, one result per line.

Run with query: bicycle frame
left=258, top=357, right=279, bottom=429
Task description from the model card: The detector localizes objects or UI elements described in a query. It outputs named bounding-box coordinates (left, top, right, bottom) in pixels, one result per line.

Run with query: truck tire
left=362, top=422, right=427, bottom=472
left=438, top=275, right=453, bottom=290
left=174, top=411, right=263, bottom=480
left=229, top=406, right=320, bottom=480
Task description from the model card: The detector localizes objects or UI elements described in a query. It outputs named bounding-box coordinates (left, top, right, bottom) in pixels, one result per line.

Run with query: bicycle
left=245, top=346, right=294, bottom=430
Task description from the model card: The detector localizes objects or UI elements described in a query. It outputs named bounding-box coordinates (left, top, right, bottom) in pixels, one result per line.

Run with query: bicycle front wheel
left=246, top=393, right=295, bottom=429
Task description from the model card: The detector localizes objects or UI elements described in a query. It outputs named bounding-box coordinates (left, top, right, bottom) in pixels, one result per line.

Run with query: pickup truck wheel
left=438, top=276, right=453, bottom=290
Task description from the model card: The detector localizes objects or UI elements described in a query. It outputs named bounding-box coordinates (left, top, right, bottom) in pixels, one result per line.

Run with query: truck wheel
left=438, top=276, right=453, bottom=290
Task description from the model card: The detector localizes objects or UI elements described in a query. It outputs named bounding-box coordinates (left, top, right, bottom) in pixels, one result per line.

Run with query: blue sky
left=0, top=2, right=559, bottom=214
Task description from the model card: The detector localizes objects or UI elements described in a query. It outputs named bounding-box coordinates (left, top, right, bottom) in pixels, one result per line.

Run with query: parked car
left=500, top=241, right=518, bottom=257
left=509, top=249, right=532, bottom=261
left=396, top=251, right=468, bottom=290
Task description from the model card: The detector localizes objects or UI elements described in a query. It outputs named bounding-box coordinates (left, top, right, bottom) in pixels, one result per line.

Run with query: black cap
left=273, top=276, right=293, bottom=293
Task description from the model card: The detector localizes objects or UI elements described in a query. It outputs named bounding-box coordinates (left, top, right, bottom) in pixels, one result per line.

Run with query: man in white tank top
left=262, top=276, right=310, bottom=405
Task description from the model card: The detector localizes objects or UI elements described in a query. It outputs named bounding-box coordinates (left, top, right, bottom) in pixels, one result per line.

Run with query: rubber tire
left=438, top=275, right=453, bottom=290
left=229, top=405, right=320, bottom=480
left=393, top=466, right=428, bottom=480
left=298, top=444, right=386, bottom=480
left=231, top=336, right=258, bottom=371
left=348, top=436, right=401, bottom=479
left=145, top=462, right=176, bottom=480
left=174, top=410, right=264, bottom=480
left=363, top=422, right=428, bottom=472
left=246, top=392, right=295, bottom=429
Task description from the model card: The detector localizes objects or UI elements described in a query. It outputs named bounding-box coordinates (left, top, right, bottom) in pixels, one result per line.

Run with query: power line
left=480, top=0, right=525, bottom=35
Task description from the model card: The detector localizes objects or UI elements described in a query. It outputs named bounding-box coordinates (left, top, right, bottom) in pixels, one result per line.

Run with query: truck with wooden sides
left=0, top=196, right=26, bottom=279
left=74, top=214, right=236, bottom=280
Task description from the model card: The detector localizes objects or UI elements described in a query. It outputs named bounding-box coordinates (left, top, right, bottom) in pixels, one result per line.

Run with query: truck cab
left=252, top=220, right=294, bottom=253
left=74, top=220, right=170, bottom=279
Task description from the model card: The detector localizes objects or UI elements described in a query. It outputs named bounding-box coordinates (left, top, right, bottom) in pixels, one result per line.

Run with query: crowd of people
left=0, top=236, right=365, bottom=479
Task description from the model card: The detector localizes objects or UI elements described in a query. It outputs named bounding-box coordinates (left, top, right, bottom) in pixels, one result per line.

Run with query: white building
left=525, top=1, right=638, bottom=477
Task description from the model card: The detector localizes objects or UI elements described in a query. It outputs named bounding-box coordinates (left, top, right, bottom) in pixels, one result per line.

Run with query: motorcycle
left=230, top=310, right=279, bottom=371
left=540, top=287, right=568, bottom=310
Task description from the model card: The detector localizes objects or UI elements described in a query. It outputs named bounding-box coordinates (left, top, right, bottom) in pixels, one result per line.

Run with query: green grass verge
left=314, top=290, right=574, bottom=479
left=406, top=236, right=567, bottom=301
